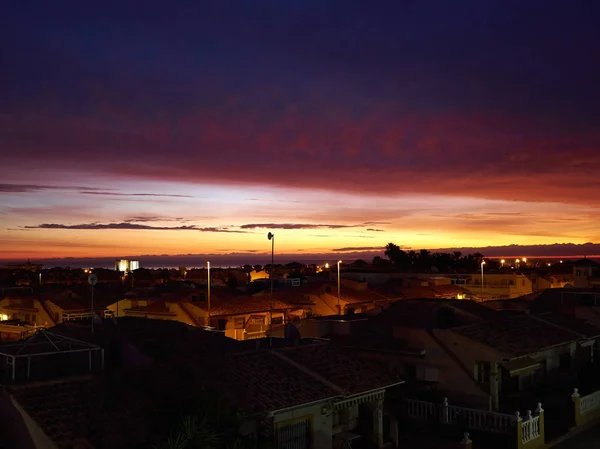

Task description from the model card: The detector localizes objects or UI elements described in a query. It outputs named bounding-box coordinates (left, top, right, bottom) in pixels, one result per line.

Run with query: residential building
left=4, top=318, right=405, bottom=449
left=572, top=258, right=600, bottom=288
left=329, top=299, right=500, bottom=410
left=527, top=272, right=572, bottom=292
left=319, top=279, right=403, bottom=315
left=108, top=289, right=299, bottom=341
left=434, top=313, right=600, bottom=412
left=457, top=272, right=533, bottom=299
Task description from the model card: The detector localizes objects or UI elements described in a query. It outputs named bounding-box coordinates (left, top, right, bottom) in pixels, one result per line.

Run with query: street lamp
left=480, top=260, right=486, bottom=298
left=207, top=261, right=211, bottom=327
left=522, top=257, right=527, bottom=265
left=268, top=232, right=275, bottom=347
left=500, top=259, right=505, bottom=268
left=337, top=260, right=342, bottom=315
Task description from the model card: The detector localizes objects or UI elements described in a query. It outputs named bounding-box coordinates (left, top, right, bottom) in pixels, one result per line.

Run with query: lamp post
left=480, top=260, right=486, bottom=298
left=337, top=260, right=342, bottom=315
left=268, top=232, right=275, bottom=347
left=88, top=274, right=98, bottom=334
left=500, top=259, right=505, bottom=268
left=207, top=261, right=211, bottom=327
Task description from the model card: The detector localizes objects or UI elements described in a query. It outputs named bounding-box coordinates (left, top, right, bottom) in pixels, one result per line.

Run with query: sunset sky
left=2, top=0, right=600, bottom=261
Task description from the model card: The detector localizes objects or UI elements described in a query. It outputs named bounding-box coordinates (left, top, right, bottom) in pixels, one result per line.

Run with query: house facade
left=434, top=314, right=600, bottom=411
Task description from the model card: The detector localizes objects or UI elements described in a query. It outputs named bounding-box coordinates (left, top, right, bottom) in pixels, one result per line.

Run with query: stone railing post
left=460, top=432, right=472, bottom=449
left=441, top=397, right=449, bottom=424
left=535, top=402, right=544, bottom=444
left=572, top=388, right=581, bottom=427
left=515, top=411, right=523, bottom=449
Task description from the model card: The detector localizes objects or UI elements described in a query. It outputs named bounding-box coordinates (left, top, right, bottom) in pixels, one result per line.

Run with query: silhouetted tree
left=385, top=243, right=408, bottom=269
left=372, top=256, right=389, bottom=266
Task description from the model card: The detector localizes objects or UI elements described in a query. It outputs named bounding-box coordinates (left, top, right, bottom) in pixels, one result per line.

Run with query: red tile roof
left=276, top=343, right=403, bottom=395
left=13, top=318, right=405, bottom=449
left=533, top=313, right=600, bottom=339
left=219, top=350, right=338, bottom=414
left=452, top=314, right=583, bottom=357
left=11, top=376, right=154, bottom=449
left=188, top=294, right=294, bottom=316
left=372, top=299, right=497, bottom=329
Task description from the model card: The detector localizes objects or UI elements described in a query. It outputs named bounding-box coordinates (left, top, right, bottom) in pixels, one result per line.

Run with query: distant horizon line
left=2, top=252, right=599, bottom=270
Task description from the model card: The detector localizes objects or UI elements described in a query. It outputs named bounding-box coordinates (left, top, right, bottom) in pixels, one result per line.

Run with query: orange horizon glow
left=1, top=178, right=599, bottom=261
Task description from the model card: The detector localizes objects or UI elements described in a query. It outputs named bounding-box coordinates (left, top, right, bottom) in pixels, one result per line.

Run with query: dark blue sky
left=3, top=0, right=599, bottom=121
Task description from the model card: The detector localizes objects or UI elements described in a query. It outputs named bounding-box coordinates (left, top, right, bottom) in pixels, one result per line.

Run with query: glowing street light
left=337, top=260, right=342, bottom=315
left=207, top=261, right=211, bottom=326
left=522, top=257, right=527, bottom=265
left=501, top=259, right=505, bottom=268
left=480, top=260, right=486, bottom=297
left=268, top=232, right=275, bottom=347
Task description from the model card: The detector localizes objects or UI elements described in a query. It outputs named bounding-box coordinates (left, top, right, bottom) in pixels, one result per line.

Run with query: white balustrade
left=403, top=398, right=514, bottom=434
left=520, top=410, right=540, bottom=444
left=579, top=389, right=600, bottom=415
left=404, top=399, right=436, bottom=420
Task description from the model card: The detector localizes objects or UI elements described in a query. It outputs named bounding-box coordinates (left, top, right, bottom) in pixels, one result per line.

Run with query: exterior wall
left=185, top=302, right=287, bottom=340
left=106, top=299, right=198, bottom=326
left=250, top=270, right=270, bottom=281
left=466, top=274, right=533, bottom=299
left=320, top=292, right=377, bottom=315
left=0, top=298, right=53, bottom=327
left=433, top=329, right=503, bottom=408
left=400, top=328, right=492, bottom=409
left=273, top=402, right=332, bottom=449
left=341, top=272, right=393, bottom=285
left=340, top=279, right=368, bottom=291
left=537, top=343, right=577, bottom=373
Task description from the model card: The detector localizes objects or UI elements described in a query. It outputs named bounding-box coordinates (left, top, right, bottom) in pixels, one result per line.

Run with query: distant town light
left=325, top=263, right=330, bottom=269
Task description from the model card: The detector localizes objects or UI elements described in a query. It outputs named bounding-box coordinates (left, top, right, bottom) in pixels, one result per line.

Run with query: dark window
left=272, top=316, right=283, bottom=325
left=277, top=419, right=310, bottom=449
left=404, top=364, right=417, bottom=380
left=475, top=361, right=491, bottom=384
left=560, top=353, right=572, bottom=371
left=218, top=319, right=227, bottom=330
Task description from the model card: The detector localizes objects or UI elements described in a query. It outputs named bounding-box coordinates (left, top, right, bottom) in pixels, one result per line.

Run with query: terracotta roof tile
left=219, top=350, right=338, bottom=414
left=13, top=319, right=403, bottom=448
left=276, top=343, right=402, bottom=395
left=372, top=299, right=496, bottom=329
left=533, top=313, right=600, bottom=339
left=452, top=314, right=581, bottom=357
left=189, top=294, right=294, bottom=316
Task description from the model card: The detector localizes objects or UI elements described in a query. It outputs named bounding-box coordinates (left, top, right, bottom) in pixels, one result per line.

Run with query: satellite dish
left=267, top=232, right=274, bottom=240
left=88, top=274, right=98, bottom=285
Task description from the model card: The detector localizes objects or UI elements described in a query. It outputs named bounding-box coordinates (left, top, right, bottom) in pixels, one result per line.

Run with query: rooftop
left=188, top=293, right=295, bottom=315
left=452, top=313, right=593, bottom=357
left=371, top=298, right=498, bottom=329
left=11, top=319, right=403, bottom=448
